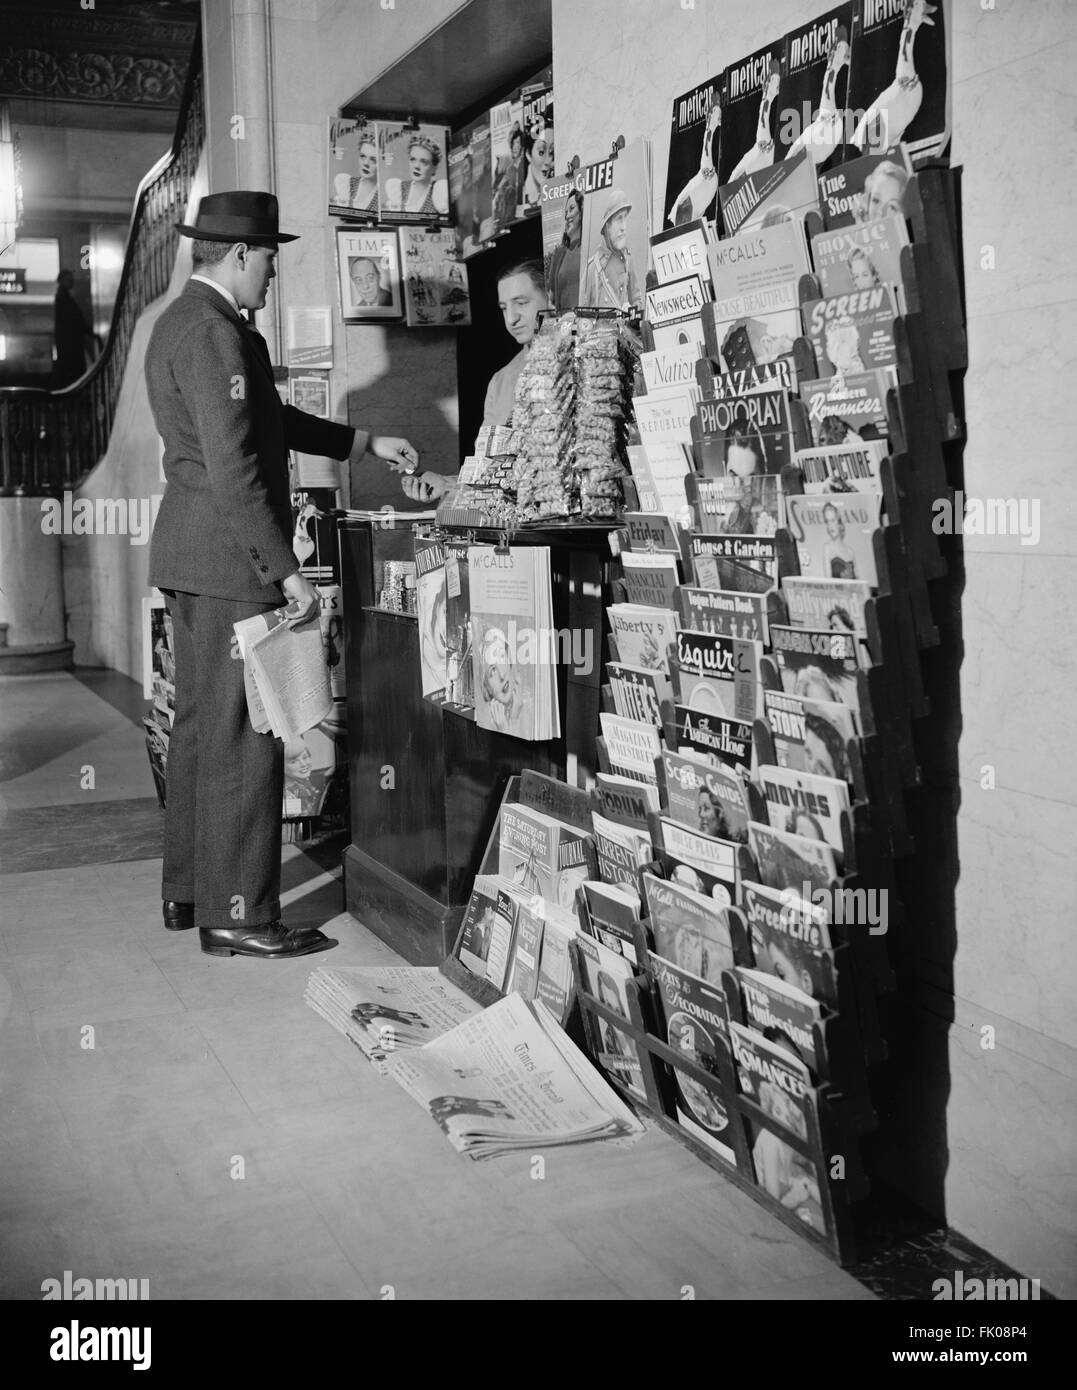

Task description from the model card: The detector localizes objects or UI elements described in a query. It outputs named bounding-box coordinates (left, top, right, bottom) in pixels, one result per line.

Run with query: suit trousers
left=162, top=590, right=284, bottom=929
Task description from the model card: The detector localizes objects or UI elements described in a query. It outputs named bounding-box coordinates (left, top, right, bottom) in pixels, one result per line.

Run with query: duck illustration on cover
left=786, top=28, right=853, bottom=167
left=727, top=59, right=782, bottom=184
left=852, top=0, right=938, bottom=153
left=668, top=101, right=723, bottom=226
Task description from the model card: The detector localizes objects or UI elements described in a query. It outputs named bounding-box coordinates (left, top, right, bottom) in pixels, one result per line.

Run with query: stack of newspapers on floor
left=306, top=966, right=643, bottom=1157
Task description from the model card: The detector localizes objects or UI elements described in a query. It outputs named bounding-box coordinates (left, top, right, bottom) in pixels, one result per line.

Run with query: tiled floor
left=0, top=670, right=1012, bottom=1301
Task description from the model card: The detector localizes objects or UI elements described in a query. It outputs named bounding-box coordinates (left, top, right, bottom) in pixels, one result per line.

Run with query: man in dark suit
left=145, top=190, right=418, bottom=959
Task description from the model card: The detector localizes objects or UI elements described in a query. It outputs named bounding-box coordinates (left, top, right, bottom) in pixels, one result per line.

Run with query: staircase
left=0, top=29, right=204, bottom=499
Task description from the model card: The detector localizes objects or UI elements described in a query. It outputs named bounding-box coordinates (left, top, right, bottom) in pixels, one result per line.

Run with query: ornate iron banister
left=0, top=26, right=203, bottom=497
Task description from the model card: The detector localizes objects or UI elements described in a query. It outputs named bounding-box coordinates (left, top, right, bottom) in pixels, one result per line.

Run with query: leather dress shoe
left=163, top=900, right=196, bottom=931
left=200, top=921, right=338, bottom=959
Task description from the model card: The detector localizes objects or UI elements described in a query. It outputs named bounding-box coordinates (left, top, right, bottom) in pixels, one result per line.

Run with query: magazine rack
left=572, top=166, right=966, bottom=1266
left=433, top=163, right=964, bottom=1268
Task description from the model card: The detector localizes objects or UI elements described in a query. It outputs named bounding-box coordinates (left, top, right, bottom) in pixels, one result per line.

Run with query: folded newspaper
left=305, top=965, right=482, bottom=1073
left=233, top=605, right=332, bottom=742
left=385, top=992, right=644, bottom=1159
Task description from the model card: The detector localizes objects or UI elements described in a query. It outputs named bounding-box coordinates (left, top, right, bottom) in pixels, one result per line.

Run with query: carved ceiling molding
left=0, top=48, right=185, bottom=108
left=1, top=10, right=195, bottom=51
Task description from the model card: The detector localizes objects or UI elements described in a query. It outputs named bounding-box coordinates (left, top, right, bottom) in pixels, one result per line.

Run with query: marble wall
left=552, top=0, right=1077, bottom=1295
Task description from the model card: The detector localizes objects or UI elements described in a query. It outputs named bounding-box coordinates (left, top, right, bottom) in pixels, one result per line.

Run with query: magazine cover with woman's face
left=377, top=121, right=451, bottom=223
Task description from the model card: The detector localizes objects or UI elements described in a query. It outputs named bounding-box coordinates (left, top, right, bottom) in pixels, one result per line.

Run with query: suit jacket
left=146, top=278, right=365, bottom=602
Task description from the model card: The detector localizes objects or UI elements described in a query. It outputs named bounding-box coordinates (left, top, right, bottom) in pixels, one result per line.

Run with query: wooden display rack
left=434, top=164, right=966, bottom=1270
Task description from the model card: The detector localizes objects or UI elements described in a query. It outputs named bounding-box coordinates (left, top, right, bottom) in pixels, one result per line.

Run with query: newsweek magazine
left=376, top=121, right=450, bottom=224
left=795, top=440, right=886, bottom=493
left=810, top=213, right=909, bottom=301
left=799, top=368, right=894, bottom=445
left=748, top=819, right=839, bottom=896
left=649, top=952, right=736, bottom=1163
left=719, top=152, right=821, bottom=238
left=755, top=763, right=851, bottom=855
left=770, top=623, right=862, bottom=712
left=574, top=931, right=649, bottom=1103
left=816, top=141, right=913, bottom=229
left=741, top=879, right=838, bottom=1005
left=385, top=993, right=643, bottom=1159
left=691, top=532, right=780, bottom=592
left=846, top=0, right=950, bottom=163
left=642, top=871, right=736, bottom=984
left=786, top=491, right=882, bottom=584
left=645, top=274, right=708, bottom=355
left=663, top=76, right=724, bottom=228
left=677, top=585, right=769, bottom=642
left=763, top=687, right=859, bottom=781
left=778, top=4, right=855, bottom=167
left=802, top=286, right=898, bottom=377
left=719, top=43, right=784, bottom=187
left=782, top=576, right=872, bottom=638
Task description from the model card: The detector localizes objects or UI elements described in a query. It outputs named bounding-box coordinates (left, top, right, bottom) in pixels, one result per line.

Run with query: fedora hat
left=176, top=190, right=298, bottom=244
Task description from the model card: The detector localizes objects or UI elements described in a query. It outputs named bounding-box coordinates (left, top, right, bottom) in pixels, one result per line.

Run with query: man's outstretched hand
left=370, top=436, right=419, bottom=473
left=402, top=471, right=454, bottom=504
